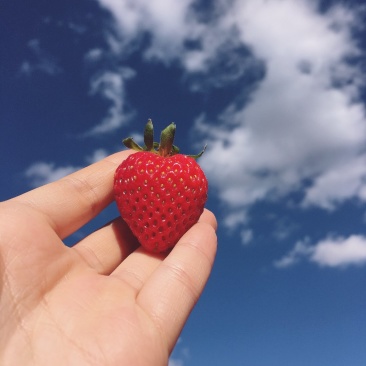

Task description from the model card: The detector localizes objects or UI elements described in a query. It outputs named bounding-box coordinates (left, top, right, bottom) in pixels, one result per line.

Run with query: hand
left=0, top=151, right=217, bottom=366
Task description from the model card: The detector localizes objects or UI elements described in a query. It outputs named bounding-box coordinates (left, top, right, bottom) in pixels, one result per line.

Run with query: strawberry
left=113, top=119, right=208, bottom=253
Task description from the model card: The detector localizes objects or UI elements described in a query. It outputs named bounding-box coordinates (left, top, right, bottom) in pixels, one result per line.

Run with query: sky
left=1, top=0, right=366, bottom=365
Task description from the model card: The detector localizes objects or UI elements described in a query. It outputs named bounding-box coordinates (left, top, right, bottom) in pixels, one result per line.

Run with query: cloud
left=240, top=229, right=253, bottom=245
left=193, top=0, right=366, bottom=227
left=275, top=235, right=366, bottom=268
left=86, top=148, right=109, bottom=164
left=96, top=0, right=198, bottom=62
left=223, top=210, right=248, bottom=230
left=311, top=235, right=366, bottom=267
left=19, top=39, right=62, bottom=76
left=25, top=162, right=80, bottom=187
left=25, top=149, right=109, bottom=187
left=95, top=0, right=254, bottom=87
left=302, top=155, right=366, bottom=210
left=274, top=239, right=313, bottom=268
left=168, top=337, right=189, bottom=366
left=168, top=359, right=184, bottom=366
left=86, top=67, right=136, bottom=135
left=84, top=48, right=104, bottom=63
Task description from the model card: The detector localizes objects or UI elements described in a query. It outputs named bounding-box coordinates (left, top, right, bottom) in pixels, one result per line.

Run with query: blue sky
left=1, top=0, right=366, bottom=365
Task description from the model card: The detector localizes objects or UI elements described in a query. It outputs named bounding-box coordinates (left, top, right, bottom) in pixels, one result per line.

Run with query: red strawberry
left=113, top=120, right=208, bottom=253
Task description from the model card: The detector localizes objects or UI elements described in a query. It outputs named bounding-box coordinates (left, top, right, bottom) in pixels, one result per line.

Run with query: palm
left=0, top=151, right=217, bottom=366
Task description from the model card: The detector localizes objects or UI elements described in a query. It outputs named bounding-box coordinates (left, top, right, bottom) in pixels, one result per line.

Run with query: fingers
left=111, top=249, right=165, bottom=294
left=73, top=217, right=140, bottom=275
left=12, top=151, right=133, bottom=239
left=108, top=209, right=216, bottom=293
left=73, top=206, right=217, bottom=353
left=198, top=208, right=218, bottom=231
left=136, top=209, right=217, bottom=352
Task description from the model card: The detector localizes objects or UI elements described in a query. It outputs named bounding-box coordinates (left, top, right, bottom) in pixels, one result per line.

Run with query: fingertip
left=199, top=208, right=218, bottom=232
left=103, top=150, right=136, bottom=166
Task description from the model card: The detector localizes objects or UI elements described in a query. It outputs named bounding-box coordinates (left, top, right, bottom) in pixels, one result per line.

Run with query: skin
left=0, top=151, right=217, bottom=366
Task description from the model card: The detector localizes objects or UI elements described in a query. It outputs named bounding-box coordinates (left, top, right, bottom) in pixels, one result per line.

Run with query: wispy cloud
left=96, top=0, right=198, bottom=62
left=19, top=39, right=62, bottom=76
left=85, top=148, right=109, bottom=164
left=96, top=0, right=260, bottom=86
left=25, top=162, right=80, bottom=187
left=168, top=359, right=184, bottom=366
left=275, top=235, right=366, bottom=269
left=274, top=238, right=313, bottom=268
left=302, top=155, right=366, bottom=210
left=240, top=229, right=253, bottom=245
left=25, top=148, right=110, bottom=187
left=169, top=337, right=189, bottom=366
left=84, top=48, right=104, bottom=63
left=85, top=68, right=136, bottom=136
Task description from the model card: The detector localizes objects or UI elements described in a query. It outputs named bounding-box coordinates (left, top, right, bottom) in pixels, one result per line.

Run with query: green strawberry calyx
left=122, top=119, right=206, bottom=160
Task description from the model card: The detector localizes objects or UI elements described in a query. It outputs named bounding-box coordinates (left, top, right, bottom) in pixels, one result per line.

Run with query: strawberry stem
left=159, top=123, right=176, bottom=157
left=122, top=119, right=205, bottom=159
left=123, top=137, right=144, bottom=151
left=144, top=119, right=154, bottom=151
left=188, top=144, right=207, bottom=160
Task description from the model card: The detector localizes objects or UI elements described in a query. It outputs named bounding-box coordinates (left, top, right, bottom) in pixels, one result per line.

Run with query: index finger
left=12, top=151, right=133, bottom=239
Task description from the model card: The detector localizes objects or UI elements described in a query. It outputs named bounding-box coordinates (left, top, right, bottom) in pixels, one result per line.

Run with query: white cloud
left=19, top=39, right=62, bottom=76
left=302, top=155, right=366, bottom=210
left=311, top=235, right=366, bottom=267
left=274, top=239, right=313, bottom=268
left=168, top=337, right=189, bottom=366
left=275, top=235, right=366, bottom=269
left=223, top=210, right=248, bottom=230
left=240, top=229, right=253, bottom=245
left=25, top=162, right=80, bottom=187
left=86, top=67, right=136, bottom=135
left=95, top=0, right=248, bottom=83
left=25, top=149, right=109, bottom=187
left=168, top=337, right=191, bottom=366
left=96, top=0, right=198, bottom=62
left=86, top=148, right=109, bottom=164
left=84, top=48, right=104, bottom=63
left=168, top=359, right=184, bottom=366
left=66, top=21, right=87, bottom=35
left=193, top=0, right=366, bottom=227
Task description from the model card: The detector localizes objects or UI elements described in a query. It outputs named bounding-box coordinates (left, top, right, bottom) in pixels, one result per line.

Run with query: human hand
left=0, top=151, right=217, bottom=366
